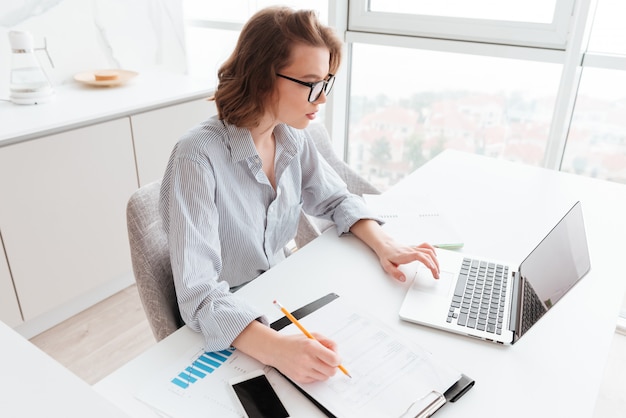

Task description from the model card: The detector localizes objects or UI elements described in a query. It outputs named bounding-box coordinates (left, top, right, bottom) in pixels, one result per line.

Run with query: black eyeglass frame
left=276, top=73, right=335, bottom=103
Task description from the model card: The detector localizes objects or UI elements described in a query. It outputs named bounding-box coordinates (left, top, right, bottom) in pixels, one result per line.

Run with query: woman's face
left=274, top=43, right=331, bottom=129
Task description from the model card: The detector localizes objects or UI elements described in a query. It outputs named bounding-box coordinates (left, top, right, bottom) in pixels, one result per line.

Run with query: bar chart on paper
left=171, top=348, right=234, bottom=389
left=134, top=339, right=329, bottom=418
left=135, top=344, right=266, bottom=418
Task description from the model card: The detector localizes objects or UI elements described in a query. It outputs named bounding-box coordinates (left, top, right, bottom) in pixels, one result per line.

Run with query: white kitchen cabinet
left=0, top=118, right=137, bottom=323
left=0, top=237, right=22, bottom=327
left=131, top=99, right=217, bottom=186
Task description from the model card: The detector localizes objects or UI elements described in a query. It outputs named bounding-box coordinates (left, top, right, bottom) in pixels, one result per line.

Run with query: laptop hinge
left=508, top=270, right=521, bottom=342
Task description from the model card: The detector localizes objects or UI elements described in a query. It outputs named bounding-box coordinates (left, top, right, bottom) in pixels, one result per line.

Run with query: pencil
left=273, top=300, right=351, bottom=378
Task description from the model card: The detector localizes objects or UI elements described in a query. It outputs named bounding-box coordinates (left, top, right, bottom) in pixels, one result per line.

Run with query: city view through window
left=347, top=87, right=626, bottom=192
left=346, top=46, right=626, bottom=192
left=346, top=45, right=561, bottom=191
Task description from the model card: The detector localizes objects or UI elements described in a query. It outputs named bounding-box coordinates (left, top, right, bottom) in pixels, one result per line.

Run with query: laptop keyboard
left=520, top=280, right=547, bottom=335
left=446, top=258, right=509, bottom=335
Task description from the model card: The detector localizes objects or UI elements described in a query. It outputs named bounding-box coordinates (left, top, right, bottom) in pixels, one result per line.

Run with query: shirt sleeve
left=298, top=131, right=383, bottom=234
left=161, top=152, right=268, bottom=352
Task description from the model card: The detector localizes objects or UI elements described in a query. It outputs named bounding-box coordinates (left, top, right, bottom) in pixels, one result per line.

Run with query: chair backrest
left=306, top=123, right=380, bottom=196
left=127, top=181, right=183, bottom=341
left=295, top=123, right=381, bottom=249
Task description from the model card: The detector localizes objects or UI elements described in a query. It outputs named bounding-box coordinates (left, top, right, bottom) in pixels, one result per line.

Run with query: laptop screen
left=516, top=201, right=591, bottom=338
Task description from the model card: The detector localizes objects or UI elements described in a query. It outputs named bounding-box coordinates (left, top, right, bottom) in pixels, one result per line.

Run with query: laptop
left=399, top=201, right=591, bottom=345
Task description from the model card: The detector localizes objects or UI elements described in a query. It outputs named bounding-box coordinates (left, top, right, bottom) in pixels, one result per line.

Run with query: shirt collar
left=222, top=121, right=300, bottom=163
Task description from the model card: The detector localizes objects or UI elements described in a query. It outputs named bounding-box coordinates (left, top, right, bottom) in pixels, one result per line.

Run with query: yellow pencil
left=273, top=300, right=351, bottom=378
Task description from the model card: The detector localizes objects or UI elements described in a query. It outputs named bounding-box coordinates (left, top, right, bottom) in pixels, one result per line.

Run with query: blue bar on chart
left=171, top=348, right=234, bottom=389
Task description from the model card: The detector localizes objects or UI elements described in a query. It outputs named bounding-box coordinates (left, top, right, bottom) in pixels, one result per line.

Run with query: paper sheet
left=133, top=343, right=326, bottom=418
left=134, top=345, right=264, bottom=417
left=280, top=298, right=462, bottom=418
left=364, top=194, right=464, bottom=249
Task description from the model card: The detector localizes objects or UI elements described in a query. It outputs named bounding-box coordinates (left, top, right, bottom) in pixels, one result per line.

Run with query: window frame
left=335, top=0, right=604, bottom=171
left=348, top=0, right=577, bottom=50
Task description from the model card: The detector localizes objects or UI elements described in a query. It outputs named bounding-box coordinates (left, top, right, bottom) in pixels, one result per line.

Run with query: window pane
left=185, top=27, right=239, bottom=85
left=183, top=0, right=250, bottom=22
left=369, top=0, right=557, bottom=23
left=587, top=0, right=626, bottom=55
left=561, top=68, right=626, bottom=184
left=183, top=1, right=327, bottom=23
left=348, top=44, right=561, bottom=191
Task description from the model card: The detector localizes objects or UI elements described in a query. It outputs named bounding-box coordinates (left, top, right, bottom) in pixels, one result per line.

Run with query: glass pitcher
left=8, top=30, right=55, bottom=105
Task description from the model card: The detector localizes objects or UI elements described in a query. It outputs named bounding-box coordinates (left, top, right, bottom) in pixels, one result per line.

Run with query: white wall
left=0, top=0, right=187, bottom=99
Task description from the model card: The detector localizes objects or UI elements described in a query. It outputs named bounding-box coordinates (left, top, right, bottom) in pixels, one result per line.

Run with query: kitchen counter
left=0, top=70, right=217, bottom=337
left=0, top=70, right=214, bottom=146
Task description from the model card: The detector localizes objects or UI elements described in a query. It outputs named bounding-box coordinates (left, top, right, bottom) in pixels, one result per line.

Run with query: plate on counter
left=74, top=69, right=138, bottom=87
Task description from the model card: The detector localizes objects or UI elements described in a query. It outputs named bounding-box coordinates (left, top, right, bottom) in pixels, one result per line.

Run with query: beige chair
left=127, top=180, right=183, bottom=342
left=294, top=123, right=381, bottom=249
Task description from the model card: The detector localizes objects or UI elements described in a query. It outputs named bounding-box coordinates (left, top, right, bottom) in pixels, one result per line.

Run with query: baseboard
left=14, top=273, right=135, bottom=339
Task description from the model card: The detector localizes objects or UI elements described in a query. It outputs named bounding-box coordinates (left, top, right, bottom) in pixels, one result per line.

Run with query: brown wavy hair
left=213, top=7, right=343, bottom=128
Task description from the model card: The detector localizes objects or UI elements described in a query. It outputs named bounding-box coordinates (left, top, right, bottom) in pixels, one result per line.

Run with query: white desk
left=0, top=320, right=129, bottom=417
left=96, top=150, right=626, bottom=417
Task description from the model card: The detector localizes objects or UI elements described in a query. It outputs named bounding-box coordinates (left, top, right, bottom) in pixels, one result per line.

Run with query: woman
left=159, top=6, right=440, bottom=384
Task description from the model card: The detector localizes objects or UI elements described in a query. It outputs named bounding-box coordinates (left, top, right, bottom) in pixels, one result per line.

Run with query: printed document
left=279, top=297, right=461, bottom=418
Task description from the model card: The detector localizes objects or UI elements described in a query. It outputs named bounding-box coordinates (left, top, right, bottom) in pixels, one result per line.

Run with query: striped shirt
left=159, top=116, right=378, bottom=351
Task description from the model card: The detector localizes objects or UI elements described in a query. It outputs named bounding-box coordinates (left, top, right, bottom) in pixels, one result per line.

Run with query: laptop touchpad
left=412, top=266, right=454, bottom=297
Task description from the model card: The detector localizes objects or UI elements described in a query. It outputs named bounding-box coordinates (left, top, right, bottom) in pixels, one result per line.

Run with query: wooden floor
left=29, top=285, right=155, bottom=385
left=29, top=284, right=626, bottom=417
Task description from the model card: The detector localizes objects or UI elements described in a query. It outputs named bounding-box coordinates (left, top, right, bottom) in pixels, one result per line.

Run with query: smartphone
left=229, top=369, right=290, bottom=418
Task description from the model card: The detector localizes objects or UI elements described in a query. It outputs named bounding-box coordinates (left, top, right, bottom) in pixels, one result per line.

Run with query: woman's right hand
left=233, top=321, right=343, bottom=384
left=269, top=332, right=342, bottom=383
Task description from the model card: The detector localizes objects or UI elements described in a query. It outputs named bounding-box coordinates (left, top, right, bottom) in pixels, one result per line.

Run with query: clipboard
left=271, top=293, right=474, bottom=417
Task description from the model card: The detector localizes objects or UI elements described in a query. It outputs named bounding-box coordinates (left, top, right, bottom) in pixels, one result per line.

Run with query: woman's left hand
left=350, top=219, right=441, bottom=282
left=376, top=241, right=440, bottom=282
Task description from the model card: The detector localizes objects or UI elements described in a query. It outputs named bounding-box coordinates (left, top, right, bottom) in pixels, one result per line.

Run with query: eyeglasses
left=276, top=73, right=335, bottom=103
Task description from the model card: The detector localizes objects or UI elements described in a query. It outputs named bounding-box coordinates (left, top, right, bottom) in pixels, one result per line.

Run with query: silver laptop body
left=399, top=201, right=591, bottom=345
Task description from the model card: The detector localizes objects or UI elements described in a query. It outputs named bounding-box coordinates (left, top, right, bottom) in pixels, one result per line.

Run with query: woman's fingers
left=273, top=334, right=341, bottom=384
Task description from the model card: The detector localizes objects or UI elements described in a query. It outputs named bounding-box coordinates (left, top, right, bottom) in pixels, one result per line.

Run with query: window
left=369, top=0, right=557, bottom=22
left=561, top=68, right=626, bottom=182
left=586, top=0, right=626, bottom=55
left=348, top=0, right=575, bottom=49
left=185, top=27, right=239, bottom=84
left=347, top=43, right=561, bottom=190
